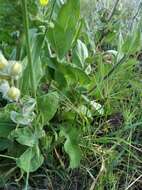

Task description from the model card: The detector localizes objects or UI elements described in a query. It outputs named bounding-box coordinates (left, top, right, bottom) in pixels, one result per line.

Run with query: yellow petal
left=40, top=0, right=49, bottom=6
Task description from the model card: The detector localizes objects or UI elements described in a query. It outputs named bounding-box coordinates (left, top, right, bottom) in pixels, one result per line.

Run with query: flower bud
left=7, top=87, right=20, bottom=101
left=0, top=52, right=8, bottom=70
left=10, top=62, right=22, bottom=76
left=40, top=0, right=49, bottom=6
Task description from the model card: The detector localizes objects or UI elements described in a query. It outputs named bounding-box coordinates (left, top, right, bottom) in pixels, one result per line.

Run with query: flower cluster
left=0, top=52, right=22, bottom=102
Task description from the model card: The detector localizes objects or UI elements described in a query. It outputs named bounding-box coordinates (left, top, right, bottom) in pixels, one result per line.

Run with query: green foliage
left=10, top=127, right=42, bottom=147
left=60, top=126, right=82, bottom=168
left=47, top=0, right=80, bottom=59
left=122, top=24, right=142, bottom=54
left=0, top=0, right=142, bottom=189
left=38, top=92, right=59, bottom=124
left=17, top=146, right=44, bottom=172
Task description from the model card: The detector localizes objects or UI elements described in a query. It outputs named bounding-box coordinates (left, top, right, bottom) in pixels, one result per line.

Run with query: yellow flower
left=40, top=0, right=49, bottom=6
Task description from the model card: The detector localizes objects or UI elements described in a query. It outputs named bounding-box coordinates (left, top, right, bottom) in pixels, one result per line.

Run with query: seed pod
left=0, top=52, right=8, bottom=70
left=10, top=62, right=22, bottom=76
left=7, top=87, right=20, bottom=101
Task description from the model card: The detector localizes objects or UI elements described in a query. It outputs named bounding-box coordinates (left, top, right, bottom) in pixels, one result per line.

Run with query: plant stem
left=107, top=0, right=120, bottom=22
left=99, top=0, right=120, bottom=43
left=130, top=1, right=142, bottom=29
left=24, top=172, right=29, bottom=190
left=43, top=0, right=57, bottom=41
left=21, top=0, right=36, bottom=97
left=0, top=154, right=16, bottom=161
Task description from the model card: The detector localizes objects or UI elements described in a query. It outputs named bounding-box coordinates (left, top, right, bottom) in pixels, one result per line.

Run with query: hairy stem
left=21, top=0, right=36, bottom=97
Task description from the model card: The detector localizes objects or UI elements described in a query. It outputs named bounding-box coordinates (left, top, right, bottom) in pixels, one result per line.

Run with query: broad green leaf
left=72, top=39, right=88, bottom=68
left=47, top=58, right=90, bottom=85
left=54, top=70, right=67, bottom=89
left=59, top=64, right=90, bottom=85
left=47, top=0, right=80, bottom=59
left=16, top=146, right=44, bottom=172
left=52, top=0, right=65, bottom=21
left=60, top=127, right=82, bottom=168
left=38, top=92, right=59, bottom=124
left=0, top=123, right=15, bottom=138
left=9, top=127, right=43, bottom=147
left=10, top=111, right=35, bottom=126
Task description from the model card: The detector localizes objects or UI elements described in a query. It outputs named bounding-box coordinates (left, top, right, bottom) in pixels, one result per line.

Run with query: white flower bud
left=7, top=87, right=20, bottom=101
left=10, top=62, right=22, bottom=76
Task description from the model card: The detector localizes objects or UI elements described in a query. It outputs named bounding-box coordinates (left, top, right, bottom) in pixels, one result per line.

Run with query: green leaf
left=40, top=134, right=53, bottom=150
left=22, top=97, right=36, bottom=113
left=72, top=39, right=88, bottom=68
left=16, top=146, right=44, bottom=172
left=122, top=25, right=141, bottom=54
left=10, top=111, right=35, bottom=126
left=9, top=127, right=43, bottom=147
left=0, top=138, right=11, bottom=151
left=47, top=58, right=90, bottom=85
left=0, top=104, right=17, bottom=137
left=0, top=111, right=15, bottom=138
left=10, top=97, right=36, bottom=125
left=21, top=31, right=44, bottom=94
left=54, top=70, right=67, bottom=89
left=47, top=0, right=80, bottom=59
left=0, top=124, right=15, bottom=138
left=38, top=92, right=59, bottom=124
left=60, top=127, right=82, bottom=168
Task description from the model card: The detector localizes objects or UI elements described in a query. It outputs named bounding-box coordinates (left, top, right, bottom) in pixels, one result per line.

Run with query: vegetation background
left=0, top=0, right=142, bottom=190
